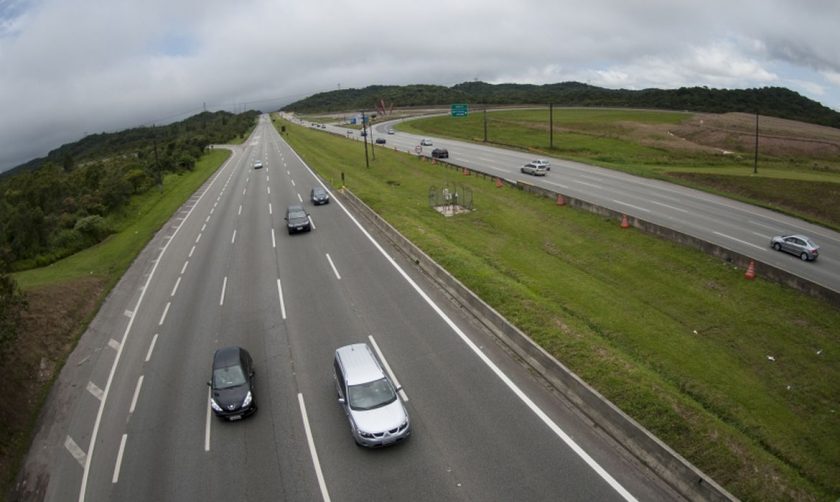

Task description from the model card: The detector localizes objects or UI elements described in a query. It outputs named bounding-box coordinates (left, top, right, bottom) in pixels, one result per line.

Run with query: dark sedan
left=375, top=138, right=386, bottom=144
left=431, top=148, right=449, bottom=159
left=285, top=204, right=312, bottom=234
left=208, top=346, right=257, bottom=421
left=311, top=186, right=330, bottom=205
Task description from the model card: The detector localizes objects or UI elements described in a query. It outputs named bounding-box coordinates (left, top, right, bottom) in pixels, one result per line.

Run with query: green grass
left=14, top=149, right=231, bottom=289
left=277, top=115, right=840, bottom=500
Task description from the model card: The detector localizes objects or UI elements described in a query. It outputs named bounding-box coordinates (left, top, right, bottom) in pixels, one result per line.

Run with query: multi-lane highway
left=307, top=115, right=839, bottom=295
left=20, top=115, right=682, bottom=501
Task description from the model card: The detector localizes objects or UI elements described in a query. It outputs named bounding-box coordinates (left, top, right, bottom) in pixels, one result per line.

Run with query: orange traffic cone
left=744, top=260, right=756, bottom=280
left=620, top=214, right=630, bottom=228
left=495, top=177, right=503, bottom=188
left=556, top=194, right=566, bottom=206
left=463, top=168, right=470, bottom=176
left=432, top=158, right=437, bottom=165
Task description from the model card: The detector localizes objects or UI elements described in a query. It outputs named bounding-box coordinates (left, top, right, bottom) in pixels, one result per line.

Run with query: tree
left=0, top=266, right=27, bottom=350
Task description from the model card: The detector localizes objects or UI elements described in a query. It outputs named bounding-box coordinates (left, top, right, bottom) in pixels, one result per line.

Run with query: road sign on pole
left=451, top=104, right=469, bottom=117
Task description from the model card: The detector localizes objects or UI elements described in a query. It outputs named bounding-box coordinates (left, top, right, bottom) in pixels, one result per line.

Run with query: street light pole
left=549, top=103, right=554, bottom=149
left=753, top=111, right=759, bottom=175
left=361, top=111, right=370, bottom=168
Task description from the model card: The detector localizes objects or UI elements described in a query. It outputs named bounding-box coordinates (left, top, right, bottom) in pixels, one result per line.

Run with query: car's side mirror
left=338, top=397, right=345, bottom=404
left=395, top=385, right=402, bottom=393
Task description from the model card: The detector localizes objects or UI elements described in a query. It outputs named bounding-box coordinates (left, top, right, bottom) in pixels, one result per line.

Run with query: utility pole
left=483, top=107, right=488, bottom=142
left=549, top=103, right=554, bottom=149
left=361, top=111, right=370, bottom=168
left=753, top=111, right=759, bottom=174
left=369, top=114, right=376, bottom=161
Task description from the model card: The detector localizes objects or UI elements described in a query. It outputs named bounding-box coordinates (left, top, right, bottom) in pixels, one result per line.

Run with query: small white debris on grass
left=692, top=329, right=698, bottom=335
left=767, top=355, right=776, bottom=361
left=816, top=349, right=823, bottom=355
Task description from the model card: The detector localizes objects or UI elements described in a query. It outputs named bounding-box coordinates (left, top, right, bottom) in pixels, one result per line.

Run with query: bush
left=73, top=215, right=109, bottom=241
left=0, top=270, right=27, bottom=351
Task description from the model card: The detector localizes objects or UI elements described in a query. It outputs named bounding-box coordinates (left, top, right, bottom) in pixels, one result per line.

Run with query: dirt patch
left=0, top=276, right=107, bottom=495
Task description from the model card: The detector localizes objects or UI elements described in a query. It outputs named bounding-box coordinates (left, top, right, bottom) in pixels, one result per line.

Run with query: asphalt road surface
left=20, top=115, right=681, bottom=501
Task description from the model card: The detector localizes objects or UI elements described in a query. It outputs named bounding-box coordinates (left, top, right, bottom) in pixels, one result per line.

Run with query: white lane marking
left=277, top=279, right=287, bottom=319
left=748, top=220, right=780, bottom=231
left=325, top=253, right=341, bottom=280
left=171, top=277, right=181, bottom=296
left=130, top=375, right=144, bottom=414
left=713, top=231, right=768, bottom=251
left=649, top=200, right=688, bottom=213
left=267, top=186, right=271, bottom=195
left=286, top=170, right=290, bottom=175
left=297, top=193, right=303, bottom=203
left=189, top=246, right=195, bottom=258
left=195, top=233, right=202, bottom=244
left=219, top=276, right=227, bottom=306
left=271, top=228, right=277, bottom=248
left=123, top=310, right=133, bottom=318
left=205, top=387, right=212, bottom=452
left=205, top=215, right=211, bottom=223
left=86, top=381, right=104, bottom=401
left=65, top=436, right=86, bottom=468
left=243, top=188, right=247, bottom=195
left=201, top=223, right=207, bottom=232
left=145, top=334, right=158, bottom=362
left=298, top=394, right=331, bottom=502
left=238, top=205, right=242, bottom=216
left=269, top=203, right=273, bottom=215
left=267, top=176, right=270, bottom=182
left=612, top=199, right=651, bottom=213
left=231, top=230, right=237, bottom=244
left=158, top=302, right=171, bottom=326
left=309, top=216, right=316, bottom=230
left=210, top=208, right=214, bottom=215
left=291, top=179, right=296, bottom=187
left=750, top=231, right=769, bottom=239
left=181, top=260, right=189, bottom=274
left=112, top=434, right=127, bottom=484
left=573, top=180, right=604, bottom=189
left=108, top=338, right=120, bottom=351
left=545, top=180, right=570, bottom=189
left=285, top=144, right=637, bottom=502
left=368, top=336, right=408, bottom=402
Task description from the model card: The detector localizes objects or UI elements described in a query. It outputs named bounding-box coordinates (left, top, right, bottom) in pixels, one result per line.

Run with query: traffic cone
left=495, top=177, right=503, bottom=188
left=432, top=158, right=437, bottom=165
left=556, top=194, right=566, bottom=206
left=744, top=260, right=756, bottom=280
left=463, top=168, right=470, bottom=176
left=620, top=214, right=630, bottom=228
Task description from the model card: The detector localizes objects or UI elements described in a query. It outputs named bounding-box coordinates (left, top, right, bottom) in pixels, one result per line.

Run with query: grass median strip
left=278, top=117, right=839, bottom=500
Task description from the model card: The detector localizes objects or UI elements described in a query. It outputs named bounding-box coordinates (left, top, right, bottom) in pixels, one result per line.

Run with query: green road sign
left=451, top=103, right=469, bottom=117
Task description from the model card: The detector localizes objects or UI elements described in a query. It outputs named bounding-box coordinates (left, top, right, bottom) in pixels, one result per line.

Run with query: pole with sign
left=451, top=104, right=469, bottom=117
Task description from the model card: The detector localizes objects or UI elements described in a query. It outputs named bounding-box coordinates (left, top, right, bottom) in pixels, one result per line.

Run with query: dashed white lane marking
left=243, top=188, right=247, bottom=195
left=574, top=180, right=604, bottom=189
left=145, top=334, right=158, bottom=362
left=158, top=302, right=171, bottom=326
left=201, top=223, right=207, bottom=232
left=189, top=246, right=195, bottom=258
left=612, top=199, right=651, bottom=213
left=65, top=436, right=86, bottom=467
left=267, top=186, right=271, bottom=195
left=195, top=233, right=202, bottom=244
left=325, top=253, right=341, bottom=280
left=297, top=394, right=331, bottom=502
left=276, top=279, right=287, bottom=319
left=750, top=231, right=769, bottom=239
left=210, top=208, right=214, bottom=215
left=286, top=170, right=290, bottom=175
left=269, top=203, right=273, bottom=215
left=108, top=339, right=120, bottom=351
left=291, top=179, right=296, bottom=187
left=271, top=228, right=276, bottom=248
left=111, top=434, right=127, bottom=484
left=368, top=336, right=408, bottom=402
left=231, top=230, right=237, bottom=244
left=86, top=381, right=104, bottom=401
left=297, top=193, right=303, bottom=203
left=238, top=205, right=242, bottom=216
left=713, top=231, right=768, bottom=251
left=649, top=200, right=688, bottom=213
left=205, top=387, right=212, bottom=452
left=267, top=176, right=270, bottom=182
left=171, top=277, right=181, bottom=296
left=219, top=276, right=227, bottom=306
left=308, top=216, right=316, bottom=230
left=205, top=215, right=211, bottom=223
left=130, top=375, right=143, bottom=414
left=181, top=261, right=189, bottom=274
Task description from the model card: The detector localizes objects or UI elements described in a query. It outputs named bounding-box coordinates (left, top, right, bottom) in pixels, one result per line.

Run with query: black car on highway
left=311, top=186, right=330, bottom=205
left=208, top=346, right=257, bottom=421
left=375, top=138, right=386, bottom=144
left=285, top=204, right=312, bottom=234
left=431, top=148, right=449, bottom=159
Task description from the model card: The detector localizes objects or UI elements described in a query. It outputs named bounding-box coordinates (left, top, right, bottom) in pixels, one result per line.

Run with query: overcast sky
left=1, top=0, right=839, bottom=171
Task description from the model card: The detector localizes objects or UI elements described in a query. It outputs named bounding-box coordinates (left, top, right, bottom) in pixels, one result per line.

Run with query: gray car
left=770, top=234, right=819, bottom=261
left=333, top=343, right=410, bottom=447
left=521, top=163, right=547, bottom=176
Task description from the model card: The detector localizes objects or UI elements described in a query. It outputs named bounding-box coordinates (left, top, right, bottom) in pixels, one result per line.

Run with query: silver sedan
left=770, top=234, right=819, bottom=261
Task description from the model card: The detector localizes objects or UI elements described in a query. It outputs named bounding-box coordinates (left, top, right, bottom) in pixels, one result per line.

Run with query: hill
left=282, top=82, right=840, bottom=129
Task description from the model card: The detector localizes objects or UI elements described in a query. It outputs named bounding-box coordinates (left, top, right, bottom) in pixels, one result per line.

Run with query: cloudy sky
left=1, top=0, right=839, bottom=171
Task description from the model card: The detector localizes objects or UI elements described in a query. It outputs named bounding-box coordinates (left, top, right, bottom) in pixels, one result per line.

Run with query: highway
left=20, top=115, right=680, bottom=501
left=307, top=115, right=839, bottom=295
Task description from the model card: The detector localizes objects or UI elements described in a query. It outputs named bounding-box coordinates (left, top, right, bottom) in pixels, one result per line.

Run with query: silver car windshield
left=213, top=365, right=246, bottom=389
left=347, top=378, right=397, bottom=411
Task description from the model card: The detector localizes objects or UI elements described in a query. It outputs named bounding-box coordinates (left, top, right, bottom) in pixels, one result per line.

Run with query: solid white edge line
left=129, top=375, right=143, bottom=414
left=205, top=387, right=212, bottom=452
left=298, top=393, right=331, bottom=502
left=171, top=277, right=181, bottom=297
left=325, top=253, right=341, bottom=280
left=78, top=147, right=237, bottom=502
left=158, top=302, right=170, bottom=326
left=276, top=279, right=287, bottom=319
left=283, top=140, right=637, bottom=502
left=145, top=334, right=158, bottom=362
left=111, top=434, right=127, bottom=484
left=219, top=276, right=227, bottom=306
left=368, top=335, right=408, bottom=402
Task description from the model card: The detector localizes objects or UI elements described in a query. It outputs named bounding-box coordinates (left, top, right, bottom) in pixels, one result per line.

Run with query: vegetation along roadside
left=277, top=115, right=839, bottom=501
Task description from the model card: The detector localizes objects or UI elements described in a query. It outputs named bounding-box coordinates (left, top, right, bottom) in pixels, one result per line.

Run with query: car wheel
left=800, top=252, right=809, bottom=261
left=773, top=242, right=781, bottom=251
left=520, top=168, right=526, bottom=174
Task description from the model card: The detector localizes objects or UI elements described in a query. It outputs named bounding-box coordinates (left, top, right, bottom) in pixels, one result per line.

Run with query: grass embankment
left=2, top=149, right=232, bottom=497
left=277, top=116, right=840, bottom=501
left=399, top=108, right=840, bottom=230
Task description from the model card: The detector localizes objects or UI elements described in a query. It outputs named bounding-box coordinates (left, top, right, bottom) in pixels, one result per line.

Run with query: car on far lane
left=375, top=138, right=386, bottom=144
left=530, top=159, right=550, bottom=171
left=311, top=186, right=330, bottom=205
left=387, top=128, right=395, bottom=135
left=420, top=138, right=433, bottom=146
left=208, top=346, right=257, bottom=421
left=770, top=234, right=819, bottom=261
left=520, top=163, right=547, bottom=176
left=253, top=160, right=263, bottom=169
left=431, top=148, right=449, bottom=159
left=285, top=204, right=312, bottom=234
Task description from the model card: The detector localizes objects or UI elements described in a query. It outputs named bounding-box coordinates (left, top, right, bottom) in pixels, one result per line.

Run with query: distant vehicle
left=208, top=346, right=257, bottom=421
left=530, top=159, right=550, bottom=171
left=375, top=138, right=386, bottom=144
left=311, top=186, right=330, bottom=205
left=521, top=163, right=547, bottom=176
left=333, top=343, right=410, bottom=447
left=387, top=128, right=395, bottom=135
left=770, top=234, right=819, bottom=261
left=320, top=124, right=327, bottom=129
left=253, top=160, right=263, bottom=169
left=420, top=138, right=433, bottom=146
left=285, top=204, right=312, bottom=234
left=360, top=130, right=367, bottom=137
left=431, top=148, right=449, bottom=159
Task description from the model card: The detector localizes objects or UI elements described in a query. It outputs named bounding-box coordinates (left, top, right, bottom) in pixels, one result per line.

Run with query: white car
left=521, top=163, right=547, bottom=176
left=387, top=128, right=395, bottom=135
left=420, top=138, right=433, bottom=146
left=530, top=159, right=550, bottom=171
left=253, top=160, right=263, bottom=169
